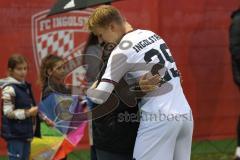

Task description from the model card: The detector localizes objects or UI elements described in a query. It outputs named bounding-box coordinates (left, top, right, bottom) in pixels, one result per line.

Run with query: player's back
left=122, top=29, right=190, bottom=115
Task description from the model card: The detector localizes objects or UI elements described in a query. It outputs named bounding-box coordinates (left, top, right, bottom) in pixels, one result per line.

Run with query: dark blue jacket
left=1, top=82, right=41, bottom=140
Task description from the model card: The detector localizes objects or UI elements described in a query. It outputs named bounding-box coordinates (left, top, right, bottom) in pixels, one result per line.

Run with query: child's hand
left=26, top=107, right=38, bottom=117
left=45, top=118, right=55, bottom=127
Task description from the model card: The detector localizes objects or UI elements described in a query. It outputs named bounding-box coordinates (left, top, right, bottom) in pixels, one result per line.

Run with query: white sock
left=236, top=147, right=240, bottom=157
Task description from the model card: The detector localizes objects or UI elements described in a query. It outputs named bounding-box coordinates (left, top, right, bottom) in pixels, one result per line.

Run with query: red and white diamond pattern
left=36, top=31, right=74, bottom=60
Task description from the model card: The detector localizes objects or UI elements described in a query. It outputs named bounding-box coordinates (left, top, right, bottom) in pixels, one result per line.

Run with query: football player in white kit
left=87, top=5, right=193, bottom=160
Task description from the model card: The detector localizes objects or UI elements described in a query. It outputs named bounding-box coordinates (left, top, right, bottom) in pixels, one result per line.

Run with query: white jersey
left=101, top=29, right=191, bottom=115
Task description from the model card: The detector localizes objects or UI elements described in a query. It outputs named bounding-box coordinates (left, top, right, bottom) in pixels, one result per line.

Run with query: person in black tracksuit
left=91, top=52, right=140, bottom=160
left=83, top=33, right=139, bottom=160
left=229, top=8, right=240, bottom=160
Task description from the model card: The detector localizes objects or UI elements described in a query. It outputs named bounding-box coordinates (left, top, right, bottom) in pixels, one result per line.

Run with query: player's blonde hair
left=87, top=5, right=124, bottom=33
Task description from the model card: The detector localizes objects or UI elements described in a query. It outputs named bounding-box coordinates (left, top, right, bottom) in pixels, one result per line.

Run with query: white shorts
left=133, top=112, right=193, bottom=160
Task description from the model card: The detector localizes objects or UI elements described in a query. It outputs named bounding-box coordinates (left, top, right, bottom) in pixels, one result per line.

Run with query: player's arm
left=87, top=52, right=131, bottom=104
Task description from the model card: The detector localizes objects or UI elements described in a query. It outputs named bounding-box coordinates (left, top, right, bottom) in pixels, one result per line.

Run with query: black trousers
left=91, top=145, right=98, bottom=160
left=91, top=146, right=133, bottom=160
left=237, top=116, right=240, bottom=146
left=237, top=88, right=240, bottom=146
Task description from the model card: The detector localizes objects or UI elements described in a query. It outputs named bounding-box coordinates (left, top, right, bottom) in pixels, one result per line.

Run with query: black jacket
left=92, top=81, right=139, bottom=155
left=230, top=9, right=240, bottom=86
left=92, top=56, right=139, bottom=155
